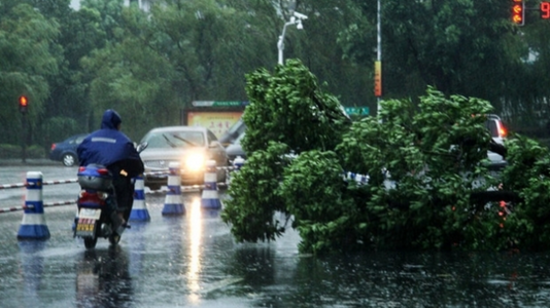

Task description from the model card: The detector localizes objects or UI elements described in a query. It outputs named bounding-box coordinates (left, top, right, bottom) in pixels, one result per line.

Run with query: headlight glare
left=184, top=153, right=205, bottom=172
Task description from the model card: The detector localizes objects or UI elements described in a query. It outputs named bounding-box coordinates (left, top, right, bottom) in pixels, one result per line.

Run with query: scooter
left=74, top=143, right=147, bottom=249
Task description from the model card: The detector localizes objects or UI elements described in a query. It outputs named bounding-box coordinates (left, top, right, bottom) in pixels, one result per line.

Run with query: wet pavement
left=2, top=166, right=550, bottom=307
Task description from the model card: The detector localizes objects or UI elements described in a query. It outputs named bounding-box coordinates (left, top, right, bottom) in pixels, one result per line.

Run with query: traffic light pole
left=18, top=95, right=28, bottom=163
left=21, top=113, right=27, bottom=163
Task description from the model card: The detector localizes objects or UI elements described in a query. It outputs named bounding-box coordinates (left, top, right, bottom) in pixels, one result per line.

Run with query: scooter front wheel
left=84, top=236, right=98, bottom=249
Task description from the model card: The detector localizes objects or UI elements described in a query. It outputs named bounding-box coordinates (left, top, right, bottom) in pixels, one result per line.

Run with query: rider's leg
left=112, top=177, right=135, bottom=223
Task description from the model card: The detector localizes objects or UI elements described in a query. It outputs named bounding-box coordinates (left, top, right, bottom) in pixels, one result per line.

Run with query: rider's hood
left=101, top=109, right=122, bottom=130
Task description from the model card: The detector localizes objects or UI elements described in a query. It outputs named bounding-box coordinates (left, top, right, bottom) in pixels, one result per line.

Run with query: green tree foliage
left=222, top=141, right=290, bottom=242
left=31, top=0, right=107, bottom=146
left=81, top=0, right=279, bottom=139
left=341, top=0, right=548, bottom=133
left=496, top=136, right=550, bottom=250
left=285, top=0, right=370, bottom=109
left=242, top=60, right=351, bottom=154
left=222, top=58, right=351, bottom=244
left=3, top=0, right=546, bottom=148
left=223, top=59, right=550, bottom=254
left=0, top=3, right=61, bottom=144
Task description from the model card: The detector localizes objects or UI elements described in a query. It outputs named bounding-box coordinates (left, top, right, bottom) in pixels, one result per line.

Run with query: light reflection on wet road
left=2, top=166, right=550, bottom=307
left=0, top=191, right=301, bottom=308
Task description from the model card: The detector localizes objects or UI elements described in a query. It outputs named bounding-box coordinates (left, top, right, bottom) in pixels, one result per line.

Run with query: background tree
left=0, top=0, right=549, bottom=156
left=0, top=3, right=61, bottom=146
left=31, top=0, right=109, bottom=150
left=340, top=0, right=549, bottom=136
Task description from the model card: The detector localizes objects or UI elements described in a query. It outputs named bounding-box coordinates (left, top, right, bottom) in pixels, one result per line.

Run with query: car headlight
left=184, top=152, right=205, bottom=172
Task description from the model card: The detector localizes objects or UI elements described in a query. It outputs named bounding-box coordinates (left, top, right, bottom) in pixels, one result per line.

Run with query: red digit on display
left=543, top=2, right=550, bottom=19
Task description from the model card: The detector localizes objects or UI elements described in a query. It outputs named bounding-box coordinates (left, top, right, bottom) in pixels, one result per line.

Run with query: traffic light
left=512, top=0, right=525, bottom=26
left=19, top=95, right=28, bottom=114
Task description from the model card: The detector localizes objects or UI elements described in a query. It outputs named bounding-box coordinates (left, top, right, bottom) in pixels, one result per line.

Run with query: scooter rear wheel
left=84, top=237, right=97, bottom=249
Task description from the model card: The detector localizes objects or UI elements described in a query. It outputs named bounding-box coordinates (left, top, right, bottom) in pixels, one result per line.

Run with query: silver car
left=139, top=126, right=229, bottom=190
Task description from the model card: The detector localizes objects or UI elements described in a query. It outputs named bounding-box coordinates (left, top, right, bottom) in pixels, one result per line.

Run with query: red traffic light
left=512, top=0, right=525, bottom=26
left=19, top=95, right=28, bottom=113
left=19, top=96, right=28, bottom=106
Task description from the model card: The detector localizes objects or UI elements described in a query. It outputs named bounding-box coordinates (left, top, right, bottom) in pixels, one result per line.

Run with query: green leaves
left=244, top=59, right=351, bottom=155
left=0, top=3, right=61, bottom=143
left=224, top=71, right=550, bottom=254
left=221, top=141, right=289, bottom=243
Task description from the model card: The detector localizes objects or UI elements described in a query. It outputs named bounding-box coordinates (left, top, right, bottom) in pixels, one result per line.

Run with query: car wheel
left=62, top=153, right=77, bottom=167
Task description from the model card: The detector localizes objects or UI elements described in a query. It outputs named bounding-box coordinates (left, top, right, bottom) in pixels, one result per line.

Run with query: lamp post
left=277, top=11, right=307, bottom=65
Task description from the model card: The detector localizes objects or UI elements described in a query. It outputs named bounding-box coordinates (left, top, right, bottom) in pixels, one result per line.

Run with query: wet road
left=2, top=165, right=550, bottom=307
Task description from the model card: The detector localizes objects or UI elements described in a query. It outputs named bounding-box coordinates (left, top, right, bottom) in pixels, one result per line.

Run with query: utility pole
left=375, top=0, right=383, bottom=115
left=19, top=95, right=28, bottom=163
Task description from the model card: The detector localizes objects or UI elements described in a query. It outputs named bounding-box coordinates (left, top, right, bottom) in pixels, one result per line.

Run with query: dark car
left=49, top=134, right=88, bottom=167
left=219, top=118, right=246, bottom=147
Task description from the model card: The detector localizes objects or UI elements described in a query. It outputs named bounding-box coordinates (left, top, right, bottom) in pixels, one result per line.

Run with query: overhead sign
left=344, top=107, right=369, bottom=116
left=192, top=101, right=249, bottom=107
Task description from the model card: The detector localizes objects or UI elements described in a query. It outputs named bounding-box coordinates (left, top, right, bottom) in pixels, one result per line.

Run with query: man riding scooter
left=77, top=109, right=144, bottom=236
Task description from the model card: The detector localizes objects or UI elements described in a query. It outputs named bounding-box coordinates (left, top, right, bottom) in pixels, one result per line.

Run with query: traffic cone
left=17, top=172, right=50, bottom=240
left=129, top=175, right=150, bottom=221
left=162, top=162, right=185, bottom=215
left=227, top=156, right=245, bottom=186
left=201, top=160, right=222, bottom=209
left=233, top=156, right=245, bottom=171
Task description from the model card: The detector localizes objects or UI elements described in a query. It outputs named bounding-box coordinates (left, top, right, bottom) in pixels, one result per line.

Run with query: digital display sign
left=542, top=2, right=550, bottom=19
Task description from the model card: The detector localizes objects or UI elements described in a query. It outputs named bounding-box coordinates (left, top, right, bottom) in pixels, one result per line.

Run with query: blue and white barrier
left=201, top=160, right=223, bottom=209
left=130, top=175, right=150, bottom=221
left=17, top=172, right=50, bottom=240
left=228, top=156, right=245, bottom=184
left=344, top=172, right=369, bottom=185
left=162, top=162, right=186, bottom=215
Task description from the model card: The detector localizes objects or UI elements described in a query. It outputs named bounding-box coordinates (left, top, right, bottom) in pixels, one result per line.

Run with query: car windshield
left=144, top=131, right=205, bottom=149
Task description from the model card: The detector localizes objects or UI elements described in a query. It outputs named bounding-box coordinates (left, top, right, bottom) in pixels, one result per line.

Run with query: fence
left=0, top=161, right=244, bottom=214
left=0, top=178, right=78, bottom=213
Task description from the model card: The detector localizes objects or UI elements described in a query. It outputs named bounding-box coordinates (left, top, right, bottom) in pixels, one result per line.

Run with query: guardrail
left=1, top=158, right=247, bottom=240
left=0, top=158, right=246, bottom=214
left=0, top=178, right=79, bottom=213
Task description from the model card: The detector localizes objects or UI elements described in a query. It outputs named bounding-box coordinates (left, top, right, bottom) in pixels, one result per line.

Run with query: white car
left=139, top=126, right=229, bottom=190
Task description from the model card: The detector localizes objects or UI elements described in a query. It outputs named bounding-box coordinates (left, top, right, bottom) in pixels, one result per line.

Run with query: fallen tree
left=222, top=59, right=550, bottom=254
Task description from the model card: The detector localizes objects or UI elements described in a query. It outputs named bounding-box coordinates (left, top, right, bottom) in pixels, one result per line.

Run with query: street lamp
left=277, top=11, right=307, bottom=65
